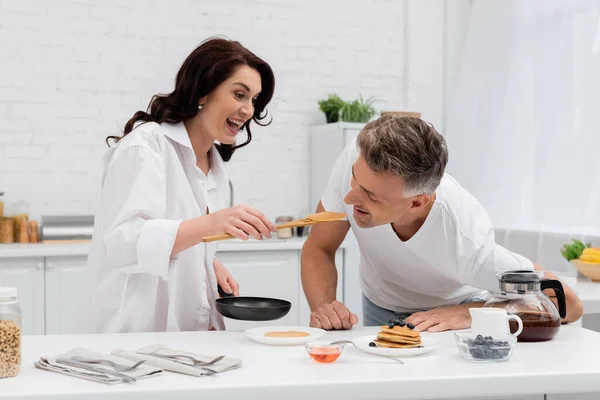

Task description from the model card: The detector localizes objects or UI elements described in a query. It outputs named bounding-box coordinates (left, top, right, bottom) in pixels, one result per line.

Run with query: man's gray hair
left=357, top=114, right=448, bottom=197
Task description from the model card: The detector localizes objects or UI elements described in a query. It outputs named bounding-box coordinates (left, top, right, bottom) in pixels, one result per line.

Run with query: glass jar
left=0, top=287, right=22, bottom=378
left=0, top=218, right=13, bottom=244
left=275, top=216, right=294, bottom=239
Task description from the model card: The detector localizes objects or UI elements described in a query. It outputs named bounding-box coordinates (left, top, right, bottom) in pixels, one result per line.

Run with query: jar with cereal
left=0, top=287, right=21, bottom=378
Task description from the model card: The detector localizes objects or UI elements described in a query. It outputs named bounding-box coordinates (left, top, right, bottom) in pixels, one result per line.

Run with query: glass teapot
left=483, top=270, right=566, bottom=342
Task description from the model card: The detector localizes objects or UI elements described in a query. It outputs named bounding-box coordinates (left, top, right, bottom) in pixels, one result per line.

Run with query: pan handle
left=218, top=285, right=235, bottom=298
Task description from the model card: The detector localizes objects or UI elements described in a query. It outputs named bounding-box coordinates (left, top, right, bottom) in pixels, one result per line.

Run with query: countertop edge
left=0, top=237, right=347, bottom=258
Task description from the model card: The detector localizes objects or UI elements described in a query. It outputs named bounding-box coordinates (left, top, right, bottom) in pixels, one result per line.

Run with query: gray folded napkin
left=34, top=347, right=162, bottom=384
left=111, top=343, right=242, bottom=377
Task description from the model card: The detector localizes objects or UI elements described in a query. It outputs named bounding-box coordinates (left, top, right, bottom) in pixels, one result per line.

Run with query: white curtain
left=445, top=0, right=600, bottom=272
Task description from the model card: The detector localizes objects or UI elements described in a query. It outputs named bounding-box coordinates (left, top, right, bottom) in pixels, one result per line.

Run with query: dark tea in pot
left=508, top=311, right=561, bottom=342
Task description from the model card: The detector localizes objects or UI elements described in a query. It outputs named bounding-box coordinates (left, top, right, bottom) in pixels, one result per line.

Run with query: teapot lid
left=497, top=269, right=545, bottom=284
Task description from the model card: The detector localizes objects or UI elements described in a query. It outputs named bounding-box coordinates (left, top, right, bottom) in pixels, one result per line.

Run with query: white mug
left=469, top=308, right=523, bottom=337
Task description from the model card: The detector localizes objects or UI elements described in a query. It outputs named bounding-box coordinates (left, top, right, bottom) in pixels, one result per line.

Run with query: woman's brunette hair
left=106, top=37, right=275, bottom=161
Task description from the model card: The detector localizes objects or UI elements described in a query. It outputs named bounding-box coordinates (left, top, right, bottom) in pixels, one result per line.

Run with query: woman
left=79, top=37, right=277, bottom=333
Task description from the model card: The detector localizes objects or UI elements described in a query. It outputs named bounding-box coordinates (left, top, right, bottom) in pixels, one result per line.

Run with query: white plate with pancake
left=244, top=326, right=326, bottom=346
left=353, top=334, right=439, bottom=357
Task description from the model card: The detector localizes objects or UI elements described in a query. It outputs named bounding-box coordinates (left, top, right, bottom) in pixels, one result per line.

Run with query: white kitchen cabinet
left=44, top=255, right=88, bottom=335
left=216, top=247, right=346, bottom=330
left=0, top=239, right=349, bottom=334
left=216, top=250, right=300, bottom=331
left=0, top=257, right=45, bottom=335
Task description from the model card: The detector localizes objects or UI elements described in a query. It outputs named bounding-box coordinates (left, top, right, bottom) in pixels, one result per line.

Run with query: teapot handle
left=540, top=279, right=567, bottom=319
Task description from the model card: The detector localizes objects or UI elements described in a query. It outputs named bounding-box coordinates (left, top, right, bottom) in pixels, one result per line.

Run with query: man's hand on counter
left=405, top=302, right=483, bottom=332
left=309, top=300, right=358, bottom=330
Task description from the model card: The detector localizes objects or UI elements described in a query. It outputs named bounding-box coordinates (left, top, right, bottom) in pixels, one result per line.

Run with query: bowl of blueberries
left=454, top=331, right=517, bottom=362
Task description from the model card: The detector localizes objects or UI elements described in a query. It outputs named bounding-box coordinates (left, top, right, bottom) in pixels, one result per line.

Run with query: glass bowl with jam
left=305, top=341, right=345, bottom=363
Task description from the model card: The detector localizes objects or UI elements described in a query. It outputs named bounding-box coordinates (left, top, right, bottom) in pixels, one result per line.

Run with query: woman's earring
left=198, top=104, right=203, bottom=110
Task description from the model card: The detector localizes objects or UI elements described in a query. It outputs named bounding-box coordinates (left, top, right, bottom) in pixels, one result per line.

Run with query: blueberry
left=387, top=322, right=395, bottom=328
left=369, top=341, right=377, bottom=347
left=469, top=347, right=485, bottom=359
left=407, top=323, right=415, bottom=330
left=388, top=318, right=396, bottom=324
left=476, top=334, right=484, bottom=340
left=397, top=319, right=406, bottom=327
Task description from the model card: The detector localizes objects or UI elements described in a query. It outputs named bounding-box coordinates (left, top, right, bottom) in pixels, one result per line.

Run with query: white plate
left=244, top=326, right=326, bottom=346
left=353, top=334, right=439, bottom=357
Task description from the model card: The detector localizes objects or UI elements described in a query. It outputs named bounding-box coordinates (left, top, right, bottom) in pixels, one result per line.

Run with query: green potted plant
left=318, top=94, right=377, bottom=123
left=318, top=94, right=345, bottom=123
left=339, top=95, right=377, bottom=123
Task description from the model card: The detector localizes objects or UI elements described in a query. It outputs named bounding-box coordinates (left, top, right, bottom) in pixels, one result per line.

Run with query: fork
left=329, top=340, right=404, bottom=364
left=71, top=356, right=146, bottom=372
left=139, top=352, right=225, bottom=367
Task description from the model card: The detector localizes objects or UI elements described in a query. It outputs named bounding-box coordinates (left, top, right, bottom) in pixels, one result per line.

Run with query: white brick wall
left=0, top=0, right=445, bottom=222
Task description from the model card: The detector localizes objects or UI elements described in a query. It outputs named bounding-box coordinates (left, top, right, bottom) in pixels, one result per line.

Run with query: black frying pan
left=215, top=286, right=291, bottom=321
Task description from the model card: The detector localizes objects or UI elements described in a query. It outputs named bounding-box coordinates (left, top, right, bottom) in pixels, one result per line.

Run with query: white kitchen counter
left=0, top=237, right=331, bottom=258
left=2, top=325, right=600, bottom=400
left=576, top=280, right=600, bottom=314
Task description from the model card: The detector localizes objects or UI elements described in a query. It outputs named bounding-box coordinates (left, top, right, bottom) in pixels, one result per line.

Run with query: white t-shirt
left=79, top=121, right=231, bottom=333
left=321, top=140, right=533, bottom=313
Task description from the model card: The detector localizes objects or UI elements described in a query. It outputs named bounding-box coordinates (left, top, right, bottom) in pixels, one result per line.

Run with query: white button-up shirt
left=79, top=121, right=231, bottom=333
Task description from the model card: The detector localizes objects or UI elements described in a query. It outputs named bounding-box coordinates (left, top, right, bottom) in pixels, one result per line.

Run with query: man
left=301, top=115, right=583, bottom=331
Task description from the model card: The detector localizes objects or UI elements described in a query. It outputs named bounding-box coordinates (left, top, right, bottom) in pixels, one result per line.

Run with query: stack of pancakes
left=373, top=325, right=422, bottom=349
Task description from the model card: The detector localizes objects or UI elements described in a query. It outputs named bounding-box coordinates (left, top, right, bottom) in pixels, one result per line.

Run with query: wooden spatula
left=201, top=211, right=346, bottom=243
